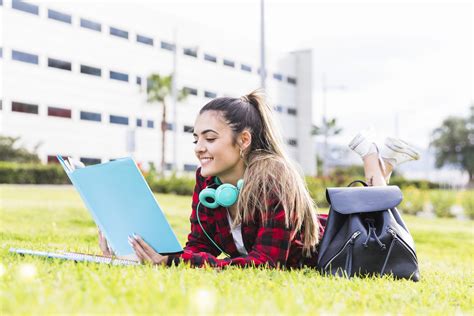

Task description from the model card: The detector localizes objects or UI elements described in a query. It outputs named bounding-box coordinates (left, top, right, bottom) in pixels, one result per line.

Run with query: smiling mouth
left=200, top=157, right=214, bottom=164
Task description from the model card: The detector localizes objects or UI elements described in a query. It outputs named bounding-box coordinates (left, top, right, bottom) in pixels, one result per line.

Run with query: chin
left=200, top=166, right=212, bottom=177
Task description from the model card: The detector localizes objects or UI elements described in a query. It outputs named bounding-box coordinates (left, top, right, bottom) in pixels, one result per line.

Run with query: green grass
left=1, top=185, right=473, bottom=314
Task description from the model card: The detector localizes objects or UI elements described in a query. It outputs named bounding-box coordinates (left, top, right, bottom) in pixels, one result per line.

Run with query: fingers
left=128, top=235, right=152, bottom=264
left=133, top=234, right=159, bottom=259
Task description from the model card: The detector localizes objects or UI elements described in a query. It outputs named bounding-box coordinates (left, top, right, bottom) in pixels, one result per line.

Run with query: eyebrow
left=192, top=129, right=219, bottom=137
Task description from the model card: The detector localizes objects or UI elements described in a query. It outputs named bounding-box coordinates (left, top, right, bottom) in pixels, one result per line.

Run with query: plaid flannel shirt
left=167, top=167, right=327, bottom=269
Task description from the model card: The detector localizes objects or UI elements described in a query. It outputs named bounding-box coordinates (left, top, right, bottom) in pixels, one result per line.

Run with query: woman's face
left=193, top=111, right=242, bottom=178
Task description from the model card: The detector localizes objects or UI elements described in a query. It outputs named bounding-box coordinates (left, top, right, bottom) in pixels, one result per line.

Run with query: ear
left=238, top=130, right=252, bottom=151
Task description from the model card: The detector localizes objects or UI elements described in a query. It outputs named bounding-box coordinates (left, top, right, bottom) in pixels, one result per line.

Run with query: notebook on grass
left=10, top=156, right=183, bottom=265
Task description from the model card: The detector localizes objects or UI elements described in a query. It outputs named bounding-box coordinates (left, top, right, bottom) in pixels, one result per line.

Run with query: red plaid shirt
left=167, top=167, right=327, bottom=269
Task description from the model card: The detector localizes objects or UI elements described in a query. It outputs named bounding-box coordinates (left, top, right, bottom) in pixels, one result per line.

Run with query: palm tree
left=311, top=117, right=343, bottom=176
left=146, top=73, right=187, bottom=174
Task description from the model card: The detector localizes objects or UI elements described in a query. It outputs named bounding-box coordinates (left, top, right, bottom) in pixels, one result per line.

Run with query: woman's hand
left=98, top=229, right=114, bottom=257
left=128, top=234, right=168, bottom=266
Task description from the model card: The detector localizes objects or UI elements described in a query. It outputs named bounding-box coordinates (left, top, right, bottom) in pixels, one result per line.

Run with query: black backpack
left=317, top=181, right=420, bottom=281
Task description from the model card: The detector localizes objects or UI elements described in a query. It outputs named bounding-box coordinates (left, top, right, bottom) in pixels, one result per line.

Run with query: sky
left=48, top=0, right=473, bottom=148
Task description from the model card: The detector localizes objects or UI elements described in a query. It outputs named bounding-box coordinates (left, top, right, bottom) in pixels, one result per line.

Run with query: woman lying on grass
left=99, top=89, right=420, bottom=268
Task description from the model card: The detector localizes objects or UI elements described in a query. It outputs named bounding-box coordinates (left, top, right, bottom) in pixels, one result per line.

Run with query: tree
left=431, top=105, right=474, bottom=184
left=0, top=136, right=40, bottom=163
left=146, top=73, right=187, bottom=174
left=311, top=117, right=343, bottom=176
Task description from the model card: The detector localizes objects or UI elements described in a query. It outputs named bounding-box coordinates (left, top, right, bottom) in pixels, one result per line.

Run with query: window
left=48, top=9, right=72, bottom=24
left=287, top=77, right=297, bottom=85
left=0, top=48, right=3, bottom=58
left=48, top=106, right=71, bottom=118
left=80, top=64, right=101, bottom=77
left=0, top=100, right=2, bottom=110
left=183, top=87, right=198, bottom=96
left=48, top=58, right=71, bottom=71
left=241, top=64, right=252, bottom=72
left=223, top=59, right=235, bottom=68
left=80, top=111, right=101, bottom=122
left=80, top=157, right=101, bottom=165
left=12, top=101, right=38, bottom=114
left=184, top=164, right=198, bottom=171
left=80, top=18, right=101, bottom=32
left=204, top=54, right=217, bottom=63
left=288, top=139, right=298, bottom=147
left=136, top=34, right=153, bottom=46
left=164, top=163, right=173, bottom=171
left=109, top=27, right=128, bottom=39
left=287, top=108, right=297, bottom=116
left=136, top=118, right=142, bottom=127
left=166, top=122, right=174, bottom=131
left=147, top=120, right=154, bottom=128
left=274, top=105, right=283, bottom=113
left=160, top=41, right=175, bottom=51
left=204, top=91, right=217, bottom=99
left=12, top=50, right=38, bottom=65
left=110, top=71, right=128, bottom=82
left=183, top=47, right=197, bottom=58
left=183, top=125, right=193, bottom=133
left=273, top=73, right=283, bottom=81
left=12, top=0, right=38, bottom=15
left=136, top=76, right=142, bottom=86
left=110, top=115, right=129, bottom=125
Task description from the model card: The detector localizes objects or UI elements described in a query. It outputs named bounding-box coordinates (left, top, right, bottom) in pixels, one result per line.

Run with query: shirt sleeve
left=168, top=194, right=296, bottom=269
left=167, top=168, right=222, bottom=266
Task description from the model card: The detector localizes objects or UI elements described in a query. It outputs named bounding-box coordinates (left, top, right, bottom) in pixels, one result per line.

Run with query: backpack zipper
left=387, top=228, right=418, bottom=264
left=324, top=231, right=361, bottom=271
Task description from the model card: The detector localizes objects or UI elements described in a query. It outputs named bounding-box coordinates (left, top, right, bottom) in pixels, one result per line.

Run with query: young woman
left=99, top=90, right=420, bottom=268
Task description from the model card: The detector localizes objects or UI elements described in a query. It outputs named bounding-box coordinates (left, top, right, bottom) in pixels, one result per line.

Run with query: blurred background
left=0, top=0, right=472, bottom=191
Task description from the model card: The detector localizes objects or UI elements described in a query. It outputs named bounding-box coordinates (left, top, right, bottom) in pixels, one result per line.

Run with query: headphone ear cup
left=199, top=188, right=218, bottom=208
left=215, top=184, right=239, bottom=207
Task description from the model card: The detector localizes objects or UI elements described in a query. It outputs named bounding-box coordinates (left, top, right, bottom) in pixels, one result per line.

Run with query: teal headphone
left=196, top=177, right=244, bottom=257
left=198, top=177, right=244, bottom=208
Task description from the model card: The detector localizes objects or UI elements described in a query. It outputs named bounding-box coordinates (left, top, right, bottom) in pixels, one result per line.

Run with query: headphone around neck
left=196, top=176, right=244, bottom=257
left=198, top=177, right=244, bottom=208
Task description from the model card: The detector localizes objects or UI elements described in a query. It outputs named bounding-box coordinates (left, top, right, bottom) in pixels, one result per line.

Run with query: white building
left=0, top=0, right=316, bottom=175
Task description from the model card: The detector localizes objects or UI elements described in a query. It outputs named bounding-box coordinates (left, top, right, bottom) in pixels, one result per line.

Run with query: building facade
left=0, top=0, right=316, bottom=175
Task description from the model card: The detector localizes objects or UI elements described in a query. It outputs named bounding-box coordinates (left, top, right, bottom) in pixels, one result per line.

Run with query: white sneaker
left=381, top=137, right=420, bottom=168
left=348, top=128, right=378, bottom=158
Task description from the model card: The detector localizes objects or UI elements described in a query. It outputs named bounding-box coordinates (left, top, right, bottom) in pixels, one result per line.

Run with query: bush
left=399, top=186, right=426, bottom=215
left=460, top=191, right=474, bottom=219
left=148, top=173, right=195, bottom=196
left=305, top=176, right=330, bottom=208
left=429, top=190, right=456, bottom=218
left=0, top=162, right=69, bottom=184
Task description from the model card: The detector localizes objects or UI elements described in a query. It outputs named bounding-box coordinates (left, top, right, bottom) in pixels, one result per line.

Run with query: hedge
left=0, top=162, right=69, bottom=184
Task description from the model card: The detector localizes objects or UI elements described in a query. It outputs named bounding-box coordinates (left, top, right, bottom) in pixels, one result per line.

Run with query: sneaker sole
left=385, top=137, right=420, bottom=160
left=348, top=133, right=366, bottom=151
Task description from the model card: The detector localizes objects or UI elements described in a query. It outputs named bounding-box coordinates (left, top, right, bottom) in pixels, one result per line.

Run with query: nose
left=194, top=139, right=206, bottom=155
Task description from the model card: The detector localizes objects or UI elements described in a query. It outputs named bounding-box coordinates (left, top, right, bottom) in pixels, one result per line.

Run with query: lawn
left=0, top=184, right=472, bottom=314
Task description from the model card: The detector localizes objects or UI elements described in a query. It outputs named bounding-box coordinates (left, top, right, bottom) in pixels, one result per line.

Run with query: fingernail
left=128, top=239, right=133, bottom=247
left=133, top=233, right=138, bottom=239
left=128, top=236, right=134, bottom=243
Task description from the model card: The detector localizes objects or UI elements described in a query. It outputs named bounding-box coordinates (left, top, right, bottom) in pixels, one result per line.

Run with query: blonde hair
left=200, top=89, right=320, bottom=257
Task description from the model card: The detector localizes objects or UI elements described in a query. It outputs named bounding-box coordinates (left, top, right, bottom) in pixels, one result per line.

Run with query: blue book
left=57, top=155, right=183, bottom=257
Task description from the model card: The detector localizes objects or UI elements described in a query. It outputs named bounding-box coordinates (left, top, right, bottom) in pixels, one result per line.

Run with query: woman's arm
left=166, top=168, right=222, bottom=265
left=167, top=200, right=295, bottom=268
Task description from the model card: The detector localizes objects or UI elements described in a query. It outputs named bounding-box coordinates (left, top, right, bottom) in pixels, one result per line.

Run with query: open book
left=11, top=156, right=183, bottom=266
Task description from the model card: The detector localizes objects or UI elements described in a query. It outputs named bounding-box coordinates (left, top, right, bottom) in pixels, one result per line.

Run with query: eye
left=192, top=140, right=197, bottom=144
left=206, top=138, right=216, bottom=142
